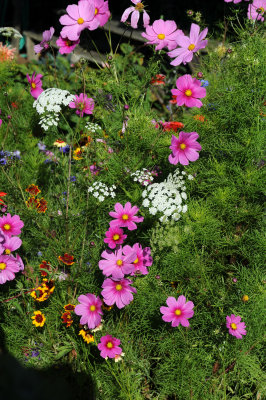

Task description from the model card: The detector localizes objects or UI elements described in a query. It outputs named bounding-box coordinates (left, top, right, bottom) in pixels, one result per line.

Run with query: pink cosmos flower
left=0, top=234, right=22, bottom=255
left=74, top=293, right=103, bottom=329
left=171, top=74, right=206, bottom=108
left=0, top=254, right=21, bottom=284
left=122, top=243, right=152, bottom=275
left=99, top=248, right=136, bottom=278
left=168, top=23, right=208, bottom=66
left=101, top=278, right=137, bottom=309
left=142, top=19, right=184, bottom=51
left=0, top=213, right=24, bottom=238
left=56, top=36, right=80, bottom=54
left=169, top=132, right=202, bottom=166
left=69, top=93, right=94, bottom=117
left=59, top=2, right=99, bottom=41
left=224, top=0, right=249, bottom=3
left=121, top=0, right=150, bottom=29
left=0, top=119, right=2, bottom=127
left=34, top=27, right=55, bottom=54
left=14, top=254, right=24, bottom=271
left=26, top=72, right=44, bottom=100
left=79, top=0, right=111, bottom=27
left=226, top=314, right=247, bottom=339
left=109, top=202, right=144, bottom=230
left=103, top=226, right=127, bottom=249
left=160, top=295, right=194, bottom=327
left=247, top=0, right=266, bottom=21
left=97, top=335, right=122, bottom=359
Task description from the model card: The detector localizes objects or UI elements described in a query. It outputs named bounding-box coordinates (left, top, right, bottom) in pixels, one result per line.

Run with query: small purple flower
left=70, top=176, right=76, bottom=182
left=31, top=350, right=40, bottom=358
left=38, top=142, right=46, bottom=151
left=34, top=27, right=55, bottom=54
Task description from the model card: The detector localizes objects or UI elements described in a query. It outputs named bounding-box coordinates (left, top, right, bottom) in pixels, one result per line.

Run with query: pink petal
left=166, top=297, right=178, bottom=307
left=184, top=148, right=199, bottom=162
left=143, top=11, right=150, bottom=27
left=131, top=10, right=140, bottom=28
left=121, top=6, right=135, bottom=23
left=189, top=23, right=200, bottom=43
left=66, top=5, right=80, bottom=20
left=152, top=19, right=165, bottom=34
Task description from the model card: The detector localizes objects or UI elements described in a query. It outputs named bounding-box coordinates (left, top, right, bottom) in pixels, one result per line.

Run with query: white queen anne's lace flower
left=33, top=88, right=75, bottom=131
left=142, top=169, right=189, bottom=222
left=88, top=182, right=116, bottom=202
left=131, top=168, right=154, bottom=186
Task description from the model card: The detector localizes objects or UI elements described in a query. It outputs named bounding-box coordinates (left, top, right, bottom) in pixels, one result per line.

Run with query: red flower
left=162, top=121, right=184, bottom=132
left=150, top=74, right=166, bottom=86
left=25, top=184, right=41, bottom=197
left=64, top=303, right=76, bottom=311
left=37, top=198, right=48, bottom=213
left=193, top=114, right=207, bottom=122
left=0, top=192, right=7, bottom=205
left=39, top=260, right=51, bottom=277
left=11, top=102, right=18, bottom=109
left=58, top=253, right=75, bottom=266
left=170, top=95, right=177, bottom=104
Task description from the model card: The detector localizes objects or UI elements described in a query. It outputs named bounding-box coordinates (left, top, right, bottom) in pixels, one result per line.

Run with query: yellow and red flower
left=31, top=311, right=46, bottom=327
left=193, top=114, right=207, bottom=122
left=54, top=139, right=67, bottom=147
left=61, top=311, right=73, bottom=327
left=30, top=286, right=49, bottom=302
left=64, top=303, right=76, bottom=311
left=0, top=192, right=7, bottom=205
left=26, top=196, right=39, bottom=210
left=79, top=329, right=94, bottom=344
left=73, top=148, right=83, bottom=160
left=39, top=260, right=51, bottom=277
left=37, top=198, right=48, bottom=213
left=25, top=184, right=41, bottom=197
left=58, top=253, right=75, bottom=266
left=42, top=279, right=55, bottom=295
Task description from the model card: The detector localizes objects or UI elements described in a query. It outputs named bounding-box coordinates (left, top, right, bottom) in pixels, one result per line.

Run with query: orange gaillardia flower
left=54, top=139, right=67, bottom=147
left=31, top=311, right=46, bottom=327
left=26, top=184, right=41, bottom=197
left=26, top=197, right=39, bottom=210
left=0, top=192, right=7, bottom=205
left=42, top=279, right=55, bottom=294
left=73, top=148, right=83, bottom=160
left=193, top=114, right=207, bottom=122
left=150, top=74, right=166, bottom=86
left=30, top=286, right=49, bottom=302
left=61, top=311, right=73, bottom=327
left=37, top=198, right=48, bottom=213
left=58, top=253, right=75, bottom=266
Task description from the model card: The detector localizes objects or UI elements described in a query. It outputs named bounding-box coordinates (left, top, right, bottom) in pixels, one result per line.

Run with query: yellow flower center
left=4, top=249, right=11, bottom=255
left=122, top=214, right=129, bottom=220
left=90, top=305, right=96, bottom=311
left=31, top=83, right=36, bottom=89
left=185, top=89, right=192, bottom=97
left=95, top=8, right=98, bottom=15
left=230, top=323, right=237, bottom=330
left=133, top=258, right=139, bottom=264
left=113, top=234, right=120, bottom=241
left=106, top=342, right=113, bottom=348
left=180, top=143, right=186, bottom=150
left=0, top=263, right=6, bottom=270
left=188, top=43, right=195, bottom=51
left=3, top=224, right=11, bottom=230
left=135, top=2, right=144, bottom=11
left=257, top=7, right=264, bottom=14
left=175, top=309, right=181, bottom=316
left=116, top=259, right=123, bottom=266
left=77, top=18, right=84, bottom=25
left=115, top=284, right=122, bottom=291
left=157, top=34, right=165, bottom=40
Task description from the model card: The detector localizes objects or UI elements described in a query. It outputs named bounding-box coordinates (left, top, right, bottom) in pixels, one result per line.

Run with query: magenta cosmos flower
left=69, top=93, right=94, bottom=117
left=109, top=202, right=144, bottom=230
left=34, top=27, right=55, bottom=54
left=75, top=293, right=103, bottom=329
left=123, top=243, right=152, bottom=275
left=171, top=74, right=206, bottom=108
left=0, top=213, right=24, bottom=238
left=0, top=234, right=22, bottom=255
left=103, top=226, right=127, bottom=249
left=101, top=278, right=137, bottom=309
left=98, top=335, right=122, bottom=359
left=0, top=254, right=21, bottom=284
left=59, top=2, right=99, bottom=41
left=226, top=314, right=247, bottom=339
left=142, top=19, right=184, bottom=51
left=56, top=36, right=80, bottom=54
left=248, top=0, right=266, bottom=21
left=169, top=132, right=202, bottom=166
left=121, top=0, right=150, bottom=29
left=26, top=72, right=44, bottom=100
left=79, top=0, right=111, bottom=27
left=168, top=23, right=208, bottom=66
left=160, top=295, right=194, bottom=327
left=99, top=247, right=136, bottom=278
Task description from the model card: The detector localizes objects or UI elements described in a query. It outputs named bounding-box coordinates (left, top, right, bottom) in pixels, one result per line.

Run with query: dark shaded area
left=0, top=307, right=95, bottom=400
left=0, top=0, right=225, bottom=34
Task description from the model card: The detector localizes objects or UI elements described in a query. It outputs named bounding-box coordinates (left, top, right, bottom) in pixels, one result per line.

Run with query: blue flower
left=200, top=79, right=209, bottom=87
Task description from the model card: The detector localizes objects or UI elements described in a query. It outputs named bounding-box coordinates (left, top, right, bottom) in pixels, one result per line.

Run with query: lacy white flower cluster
left=0, top=27, right=22, bottom=39
left=33, top=88, right=75, bottom=131
left=131, top=168, right=154, bottom=186
left=85, top=122, right=102, bottom=132
left=142, top=169, right=193, bottom=223
left=88, top=182, right=116, bottom=202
